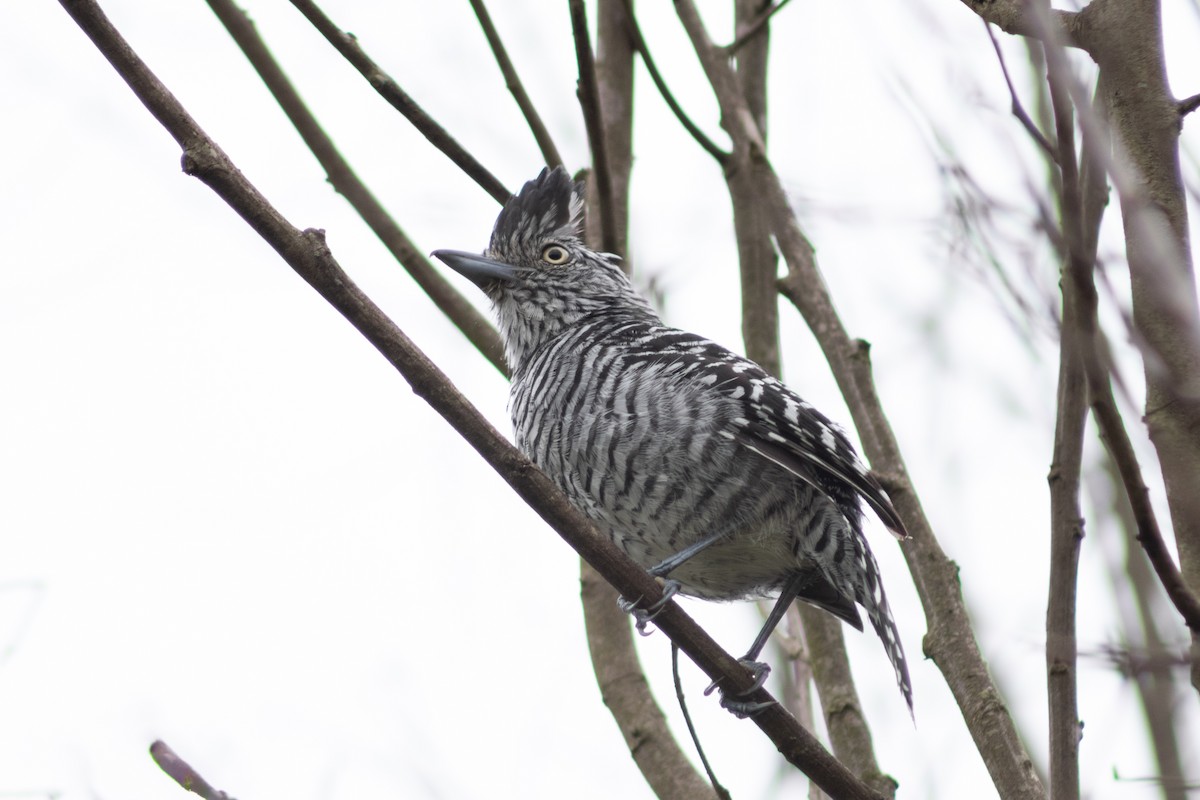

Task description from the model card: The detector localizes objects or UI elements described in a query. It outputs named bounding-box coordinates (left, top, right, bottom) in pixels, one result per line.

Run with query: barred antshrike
left=434, top=167, right=912, bottom=712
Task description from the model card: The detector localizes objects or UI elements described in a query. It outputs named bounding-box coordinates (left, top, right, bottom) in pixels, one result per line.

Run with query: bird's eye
left=541, top=244, right=570, bottom=264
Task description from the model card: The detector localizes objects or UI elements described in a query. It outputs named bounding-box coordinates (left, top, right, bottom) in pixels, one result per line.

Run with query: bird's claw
left=705, top=659, right=776, bottom=718
left=617, top=579, right=681, bottom=635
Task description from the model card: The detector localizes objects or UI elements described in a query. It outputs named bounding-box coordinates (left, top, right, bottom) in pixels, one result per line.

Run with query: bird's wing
left=629, top=328, right=908, bottom=539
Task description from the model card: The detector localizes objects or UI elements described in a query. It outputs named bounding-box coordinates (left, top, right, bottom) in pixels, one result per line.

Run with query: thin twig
left=206, top=0, right=507, bottom=376
left=984, top=21, right=1059, bottom=164
left=56, top=3, right=885, bottom=796
left=1178, top=92, right=1200, bottom=118
left=620, top=0, right=729, bottom=164
left=466, top=0, right=564, bottom=169
left=569, top=0, right=619, bottom=256
left=582, top=564, right=717, bottom=800
left=671, top=2, right=1047, bottom=797
left=287, top=0, right=510, bottom=204
left=672, top=644, right=731, bottom=800
left=149, top=741, right=233, bottom=800
left=726, top=0, right=792, bottom=55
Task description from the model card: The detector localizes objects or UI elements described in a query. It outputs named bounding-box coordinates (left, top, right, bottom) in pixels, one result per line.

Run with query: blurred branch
left=56, top=3, right=885, bottom=796
left=466, top=0, right=564, bottom=169
left=150, top=741, right=233, bottom=800
left=205, top=0, right=508, bottom=376
left=1178, top=92, right=1200, bottom=118
left=569, top=0, right=619, bottom=255
left=726, top=0, right=792, bottom=55
left=984, top=21, right=1058, bottom=164
left=958, top=0, right=1087, bottom=46
left=1098, top=458, right=1188, bottom=800
left=671, top=2, right=1047, bottom=797
left=620, top=2, right=730, bottom=164
left=287, top=0, right=510, bottom=204
left=1071, top=0, right=1200, bottom=694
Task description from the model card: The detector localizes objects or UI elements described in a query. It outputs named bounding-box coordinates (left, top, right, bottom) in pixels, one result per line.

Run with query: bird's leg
left=646, top=528, right=730, bottom=578
left=617, top=528, right=731, bottom=632
left=706, top=571, right=811, bottom=717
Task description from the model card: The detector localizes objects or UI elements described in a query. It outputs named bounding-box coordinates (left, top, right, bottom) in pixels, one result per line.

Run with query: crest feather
left=489, top=167, right=584, bottom=253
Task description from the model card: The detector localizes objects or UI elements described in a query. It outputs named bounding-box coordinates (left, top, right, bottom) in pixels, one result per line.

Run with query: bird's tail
left=858, top=541, right=914, bottom=714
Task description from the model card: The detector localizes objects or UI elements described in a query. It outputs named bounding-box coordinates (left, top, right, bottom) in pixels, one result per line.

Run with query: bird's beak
left=432, top=249, right=524, bottom=288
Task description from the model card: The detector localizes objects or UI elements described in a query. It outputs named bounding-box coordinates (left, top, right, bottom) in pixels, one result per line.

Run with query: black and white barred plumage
left=434, top=167, right=912, bottom=710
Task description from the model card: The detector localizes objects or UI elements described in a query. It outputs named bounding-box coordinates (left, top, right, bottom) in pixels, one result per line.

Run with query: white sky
left=2, top=1, right=1199, bottom=798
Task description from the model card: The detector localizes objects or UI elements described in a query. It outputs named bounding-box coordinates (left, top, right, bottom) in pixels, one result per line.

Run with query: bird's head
left=433, top=167, right=654, bottom=372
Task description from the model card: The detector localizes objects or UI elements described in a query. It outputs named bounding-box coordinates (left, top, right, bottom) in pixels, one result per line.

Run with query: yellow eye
left=541, top=244, right=570, bottom=264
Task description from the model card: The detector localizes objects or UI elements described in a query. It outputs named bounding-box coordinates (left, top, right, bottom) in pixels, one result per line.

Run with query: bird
left=433, top=166, right=912, bottom=713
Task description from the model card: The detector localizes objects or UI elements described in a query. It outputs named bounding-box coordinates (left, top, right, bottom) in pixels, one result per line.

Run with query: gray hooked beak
left=432, top=249, right=526, bottom=288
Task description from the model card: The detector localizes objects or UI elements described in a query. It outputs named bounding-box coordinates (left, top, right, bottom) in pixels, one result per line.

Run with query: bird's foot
left=705, top=659, right=776, bottom=718
left=617, top=579, right=681, bottom=635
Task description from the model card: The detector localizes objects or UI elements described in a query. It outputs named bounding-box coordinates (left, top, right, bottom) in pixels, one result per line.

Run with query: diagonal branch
left=620, top=0, right=729, bottom=164
left=56, top=2, right=885, bottom=797
left=206, top=0, right=507, bottom=376
left=287, top=0, right=510, bottom=204
left=984, top=20, right=1059, bottom=164
left=466, top=0, right=564, bottom=169
left=150, top=740, right=233, bottom=800
left=672, top=2, right=1047, bottom=798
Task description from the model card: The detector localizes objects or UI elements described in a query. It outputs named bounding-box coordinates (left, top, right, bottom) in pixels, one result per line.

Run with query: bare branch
left=1098, top=460, right=1190, bottom=800
left=569, top=0, right=619, bottom=256
left=1179, top=92, right=1200, bottom=118
left=1044, top=38, right=1088, bottom=800
left=593, top=0, right=636, bottom=265
left=984, top=21, right=1059, bottom=164
left=287, top=0, right=510, bottom=204
left=620, top=1, right=730, bottom=164
left=726, top=0, right=792, bottom=55
left=580, top=9, right=707, bottom=792
left=206, top=0, right=507, bottom=376
left=55, top=3, right=886, bottom=796
left=958, top=0, right=1087, bottom=47
left=671, top=2, right=1046, bottom=797
left=800, top=607, right=897, bottom=798
left=150, top=741, right=232, bottom=800
left=466, top=0, right=564, bottom=169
